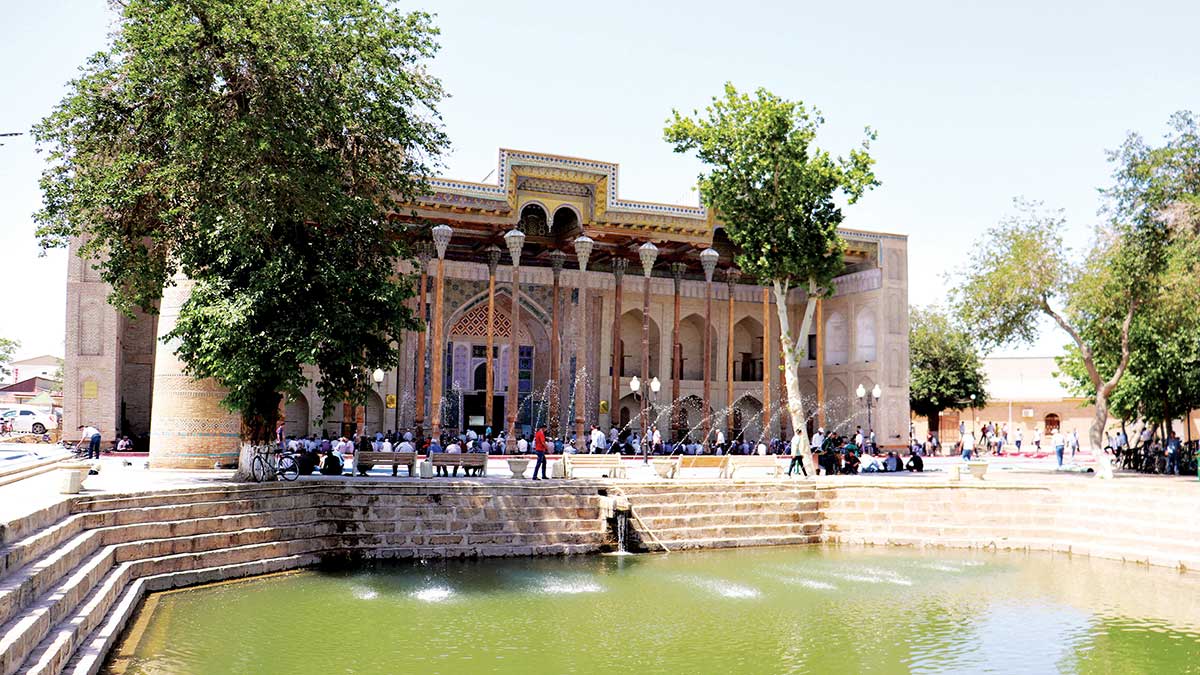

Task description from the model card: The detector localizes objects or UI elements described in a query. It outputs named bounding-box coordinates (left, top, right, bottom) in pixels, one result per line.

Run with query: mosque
left=62, top=149, right=911, bottom=467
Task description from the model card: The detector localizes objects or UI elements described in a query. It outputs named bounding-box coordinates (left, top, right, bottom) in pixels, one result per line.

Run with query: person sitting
left=842, top=451, right=861, bottom=474
left=356, top=436, right=374, bottom=476
left=884, top=451, right=901, bottom=472
left=905, top=451, right=924, bottom=472
left=441, top=439, right=461, bottom=477
left=320, top=446, right=344, bottom=475
left=860, top=452, right=881, bottom=473
left=297, top=444, right=320, bottom=475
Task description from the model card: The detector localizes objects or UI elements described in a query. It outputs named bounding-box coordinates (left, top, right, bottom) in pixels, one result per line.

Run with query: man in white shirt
left=79, top=425, right=102, bottom=459
left=715, top=429, right=726, bottom=453
left=811, top=427, right=825, bottom=475
left=380, top=438, right=393, bottom=452
left=787, top=430, right=808, bottom=477
left=590, top=425, right=606, bottom=454
left=516, top=436, right=529, bottom=454
left=960, top=431, right=975, bottom=461
left=1052, top=429, right=1065, bottom=467
left=1015, top=427, right=1023, bottom=453
left=398, top=439, right=414, bottom=453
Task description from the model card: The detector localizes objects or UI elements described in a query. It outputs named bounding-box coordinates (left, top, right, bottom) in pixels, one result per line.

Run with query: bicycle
left=250, top=446, right=299, bottom=482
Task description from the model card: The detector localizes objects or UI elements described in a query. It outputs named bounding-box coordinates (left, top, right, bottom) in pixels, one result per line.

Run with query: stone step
left=649, top=532, right=823, bottom=551
left=620, top=490, right=816, bottom=504
left=639, top=522, right=821, bottom=543
left=62, top=553, right=325, bottom=675
left=637, top=510, right=819, bottom=530
left=16, top=540, right=333, bottom=675
left=0, top=530, right=101, bottom=630
left=0, top=544, right=114, bottom=675
left=0, top=515, right=85, bottom=583
left=631, top=499, right=820, bottom=517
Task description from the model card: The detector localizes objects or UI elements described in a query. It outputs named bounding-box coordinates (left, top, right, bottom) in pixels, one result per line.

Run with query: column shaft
left=762, top=288, right=771, bottom=439
left=413, top=267, right=428, bottom=437
left=702, top=280, right=713, bottom=449
left=485, top=270, right=496, bottom=429
left=429, top=258, right=446, bottom=438
left=506, top=268, right=521, bottom=443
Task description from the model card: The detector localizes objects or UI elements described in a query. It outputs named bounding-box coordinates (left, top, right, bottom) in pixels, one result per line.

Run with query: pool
left=102, top=546, right=1200, bottom=674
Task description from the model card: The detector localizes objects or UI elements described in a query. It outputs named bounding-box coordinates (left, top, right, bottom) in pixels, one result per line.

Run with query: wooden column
left=413, top=253, right=430, bottom=438
left=702, top=275, right=713, bottom=448
left=574, top=264, right=590, bottom=451
left=816, top=297, right=826, bottom=429
left=506, top=260, right=522, bottom=444
left=609, top=259, right=627, bottom=426
left=429, top=255, right=447, bottom=439
left=548, top=251, right=566, bottom=437
left=762, top=288, right=771, bottom=438
left=485, top=246, right=501, bottom=432
left=670, top=262, right=686, bottom=438
left=725, top=269, right=740, bottom=437
left=641, top=269, right=652, bottom=449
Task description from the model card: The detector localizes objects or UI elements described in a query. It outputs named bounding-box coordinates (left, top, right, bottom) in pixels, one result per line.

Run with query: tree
left=908, top=306, right=988, bottom=436
left=0, top=337, right=18, bottom=380
left=34, top=0, right=449, bottom=477
left=954, top=197, right=1166, bottom=478
left=1057, top=112, right=1200, bottom=442
left=664, top=84, right=878, bottom=472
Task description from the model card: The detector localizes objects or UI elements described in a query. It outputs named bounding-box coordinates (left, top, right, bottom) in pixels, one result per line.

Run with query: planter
left=966, top=461, right=989, bottom=480
left=58, top=462, right=93, bottom=494
left=653, top=459, right=676, bottom=479
left=507, top=458, right=530, bottom=478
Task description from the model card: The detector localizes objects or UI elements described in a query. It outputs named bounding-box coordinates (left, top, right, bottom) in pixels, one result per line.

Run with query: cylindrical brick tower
left=148, top=275, right=242, bottom=469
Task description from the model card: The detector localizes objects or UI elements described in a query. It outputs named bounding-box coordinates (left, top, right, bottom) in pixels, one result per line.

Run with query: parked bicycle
left=250, top=445, right=299, bottom=482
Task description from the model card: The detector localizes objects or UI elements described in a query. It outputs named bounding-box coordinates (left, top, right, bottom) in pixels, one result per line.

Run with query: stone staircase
left=0, top=480, right=611, bottom=675
left=617, top=481, right=822, bottom=551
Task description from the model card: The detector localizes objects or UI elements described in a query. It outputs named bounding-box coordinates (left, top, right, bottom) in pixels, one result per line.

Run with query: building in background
left=2, top=354, right=62, bottom=385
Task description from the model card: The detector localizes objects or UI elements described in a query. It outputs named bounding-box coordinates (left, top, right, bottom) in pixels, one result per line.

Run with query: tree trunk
left=1090, top=393, right=1114, bottom=479
left=233, top=391, right=283, bottom=481
left=773, top=279, right=818, bottom=476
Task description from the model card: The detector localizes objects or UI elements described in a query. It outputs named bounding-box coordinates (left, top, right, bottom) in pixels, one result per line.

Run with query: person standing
left=532, top=425, right=549, bottom=480
left=1069, top=429, right=1080, bottom=459
left=1165, top=431, right=1181, bottom=475
left=787, top=429, right=808, bottom=477
left=78, top=425, right=102, bottom=460
left=1014, top=426, right=1023, bottom=454
left=960, top=430, right=975, bottom=462
left=1052, top=429, right=1065, bottom=467
left=811, top=427, right=825, bottom=475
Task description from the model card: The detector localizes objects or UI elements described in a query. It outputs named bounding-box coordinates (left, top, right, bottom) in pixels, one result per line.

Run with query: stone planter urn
left=966, top=461, right=989, bottom=480
left=653, top=459, right=676, bottom=479
left=507, top=458, right=530, bottom=478
left=58, top=462, right=93, bottom=494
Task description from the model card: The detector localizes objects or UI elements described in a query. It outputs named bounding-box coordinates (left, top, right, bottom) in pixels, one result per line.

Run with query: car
left=0, top=405, right=59, bottom=435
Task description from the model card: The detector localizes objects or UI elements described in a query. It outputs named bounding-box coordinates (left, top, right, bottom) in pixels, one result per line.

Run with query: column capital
left=548, top=249, right=567, bottom=281
left=725, top=267, right=742, bottom=290
left=611, top=257, right=628, bottom=282
left=670, top=262, right=687, bottom=291
left=486, top=245, right=502, bottom=276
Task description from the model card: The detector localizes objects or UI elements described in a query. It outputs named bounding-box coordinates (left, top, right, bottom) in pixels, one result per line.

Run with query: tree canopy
left=664, top=84, right=878, bottom=459
left=34, top=0, right=449, bottom=443
left=0, top=337, right=18, bottom=380
left=908, top=306, right=987, bottom=430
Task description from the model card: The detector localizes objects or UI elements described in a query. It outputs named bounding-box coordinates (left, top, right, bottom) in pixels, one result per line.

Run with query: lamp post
left=574, top=234, right=594, bottom=453
left=638, top=242, right=659, bottom=463
left=699, top=247, right=719, bottom=451
left=856, top=383, right=882, bottom=449
left=485, top=245, right=502, bottom=433
left=412, top=241, right=433, bottom=440
left=504, top=228, right=526, bottom=444
left=969, top=393, right=977, bottom=436
left=371, top=368, right=385, bottom=439
left=649, top=376, right=662, bottom=453
left=429, top=224, right=452, bottom=440
left=629, top=375, right=642, bottom=461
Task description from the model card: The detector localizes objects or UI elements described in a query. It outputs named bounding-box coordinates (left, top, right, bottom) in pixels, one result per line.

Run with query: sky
left=1, top=0, right=1197, bottom=362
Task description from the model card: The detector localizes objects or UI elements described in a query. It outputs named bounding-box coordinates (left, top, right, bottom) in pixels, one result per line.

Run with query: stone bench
left=430, top=453, right=487, bottom=477
left=725, top=455, right=782, bottom=479
left=564, top=454, right=627, bottom=479
left=354, top=451, right=418, bottom=477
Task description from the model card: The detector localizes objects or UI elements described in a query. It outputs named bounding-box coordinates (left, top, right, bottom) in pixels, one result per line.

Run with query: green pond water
left=104, top=546, right=1200, bottom=675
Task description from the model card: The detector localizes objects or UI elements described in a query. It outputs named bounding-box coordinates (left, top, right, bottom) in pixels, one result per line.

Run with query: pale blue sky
left=2, top=0, right=1197, bottom=360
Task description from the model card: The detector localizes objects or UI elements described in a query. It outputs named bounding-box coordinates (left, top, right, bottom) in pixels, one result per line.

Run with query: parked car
left=0, top=405, right=59, bottom=434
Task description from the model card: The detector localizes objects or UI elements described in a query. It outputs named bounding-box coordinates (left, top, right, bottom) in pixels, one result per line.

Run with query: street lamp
left=504, top=228, right=526, bottom=443
left=637, top=242, right=658, bottom=463
left=857, top=383, right=882, bottom=448
left=699, top=248, right=719, bottom=451
left=969, top=393, right=977, bottom=435
left=372, top=368, right=385, bottom=385
left=429, top=225, right=452, bottom=439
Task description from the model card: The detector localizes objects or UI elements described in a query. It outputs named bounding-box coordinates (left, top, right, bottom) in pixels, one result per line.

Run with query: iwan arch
left=61, top=149, right=910, bottom=467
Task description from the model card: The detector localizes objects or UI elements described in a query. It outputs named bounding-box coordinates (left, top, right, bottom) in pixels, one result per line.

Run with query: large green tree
left=34, top=0, right=448, bottom=476
left=954, top=197, right=1167, bottom=478
left=665, top=84, right=878, bottom=470
left=908, top=306, right=988, bottom=436
left=1057, top=112, right=1200, bottom=441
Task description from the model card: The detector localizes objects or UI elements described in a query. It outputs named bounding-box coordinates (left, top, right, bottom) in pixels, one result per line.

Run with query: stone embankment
left=0, top=476, right=1196, bottom=674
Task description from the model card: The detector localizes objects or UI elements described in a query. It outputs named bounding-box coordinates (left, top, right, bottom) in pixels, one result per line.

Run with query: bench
left=354, top=451, right=418, bottom=477
left=430, top=453, right=488, bottom=477
left=725, top=455, right=782, bottom=479
left=564, top=453, right=627, bottom=478
left=660, top=455, right=731, bottom=478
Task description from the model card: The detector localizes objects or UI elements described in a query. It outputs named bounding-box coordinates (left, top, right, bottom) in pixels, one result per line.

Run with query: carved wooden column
left=762, top=287, right=771, bottom=439
left=669, top=262, right=686, bottom=438
left=725, top=268, right=740, bottom=438
left=609, top=258, right=627, bottom=426
left=428, top=225, right=452, bottom=440
left=574, top=235, right=593, bottom=452
left=699, top=248, right=719, bottom=449
left=816, top=297, right=826, bottom=429
left=485, top=245, right=501, bottom=432
left=412, top=243, right=432, bottom=438
left=638, top=242, right=659, bottom=462
left=504, top=229, right=525, bottom=444
left=548, top=250, right=566, bottom=437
